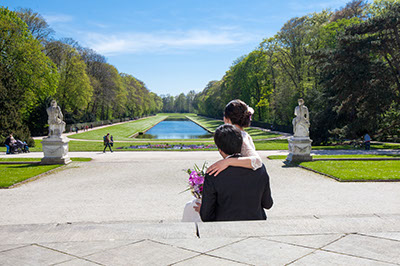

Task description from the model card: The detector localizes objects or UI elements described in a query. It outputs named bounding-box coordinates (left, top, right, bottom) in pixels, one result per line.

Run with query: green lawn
left=186, top=114, right=223, bottom=131
left=0, top=164, right=61, bottom=188
left=70, top=115, right=167, bottom=141
left=254, top=139, right=288, bottom=150
left=67, top=113, right=280, bottom=143
left=313, top=142, right=400, bottom=150
left=1, top=113, right=399, bottom=152
left=300, top=160, right=400, bottom=181
left=267, top=154, right=400, bottom=181
left=0, top=157, right=92, bottom=162
left=268, top=154, right=400, bottom=160
left=187, top=114, right=281, bottom=140
left=0, top=158, right=92, bottom=188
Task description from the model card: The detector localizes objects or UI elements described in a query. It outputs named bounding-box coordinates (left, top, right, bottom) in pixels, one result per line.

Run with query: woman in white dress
left=206, top=99, right=263, bottom=176
left=182, top=99, right=262, bottom=222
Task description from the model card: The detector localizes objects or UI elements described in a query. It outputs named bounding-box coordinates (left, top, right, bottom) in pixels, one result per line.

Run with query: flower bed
left=116, top=144, right=217, bottom=150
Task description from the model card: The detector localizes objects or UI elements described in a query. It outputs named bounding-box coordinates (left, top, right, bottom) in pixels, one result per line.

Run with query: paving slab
left=0, top=244, right=74, bottom=266
left=0, top=222, right=197, bottom=245
left=291, top=250, right=394, bottom=266
left=322, top=233, right=400, bottom=264
left=207, top=237, right=315, bottom=265
left=40, top=240, right=134, bottom=258
left=55, top=258, right=101, bottom=266
left=360, top=232, right=400, bottom=242
left=0, top=244, right=28, bottom=253
left=85, top=240, right=198, bottom=266
left=197, top=217, right=400, bottom=238
left=261, top=234, right=345, bottom=249
left=172, top=254, right=247, bottom=265
left=154, top=237, right=244, bottom=253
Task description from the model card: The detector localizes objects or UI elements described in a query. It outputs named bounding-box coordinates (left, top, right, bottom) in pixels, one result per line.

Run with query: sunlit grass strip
left=186, top=114, right=223, bottom=132
left=300, top=160, right=400, bottom=181
left=0, top=164, right=62, bottom=188
left=187, top=114, right=282, bottom=140
left=68, top=115, right=167, bottom=141
left=116, top=143, right=217, bottom=151
left=0, top=139, right=287, bottom=152
left=312, top=143, right=400, bottom=150
left=0, top=158, right=92, bottom=162
left=268, top=154, right=400, bottom=160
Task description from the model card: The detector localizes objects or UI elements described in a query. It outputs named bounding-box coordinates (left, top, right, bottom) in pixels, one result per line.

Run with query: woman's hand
left=193, top=201, right=201, bottom=213
left=206, top=158, right=231, bottom=176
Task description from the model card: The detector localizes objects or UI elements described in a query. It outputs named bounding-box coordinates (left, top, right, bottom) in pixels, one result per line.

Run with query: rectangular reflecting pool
left=136, top=120, right=213, bottom=139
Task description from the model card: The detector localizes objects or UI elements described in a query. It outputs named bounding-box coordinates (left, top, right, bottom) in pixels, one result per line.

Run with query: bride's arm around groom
left=200, top=124, right=273, bottom=222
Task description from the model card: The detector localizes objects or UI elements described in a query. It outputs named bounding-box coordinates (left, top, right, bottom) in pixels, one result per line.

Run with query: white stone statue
left=42, top=100, right=70, bottom=165
left=286, top=98, right=312, bottom=163
left=292, top=98, right=310, bottom=137
left=47, top=100, right=66, bottom=137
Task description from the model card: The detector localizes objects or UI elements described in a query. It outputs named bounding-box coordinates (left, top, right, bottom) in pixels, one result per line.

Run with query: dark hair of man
left=224, top=99, right=251, bottom=128
left=214, top=124, right=243, bottom=155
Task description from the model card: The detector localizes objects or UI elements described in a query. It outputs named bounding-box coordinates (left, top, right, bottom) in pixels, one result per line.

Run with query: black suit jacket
left=200, top=164, right=273, bottom=222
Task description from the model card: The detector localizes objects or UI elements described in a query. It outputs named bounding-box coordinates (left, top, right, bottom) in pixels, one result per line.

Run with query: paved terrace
left=0, top=151, right=399, bottom=265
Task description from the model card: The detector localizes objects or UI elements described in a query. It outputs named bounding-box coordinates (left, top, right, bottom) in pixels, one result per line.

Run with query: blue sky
left=3, top=0, right=355, bottom=95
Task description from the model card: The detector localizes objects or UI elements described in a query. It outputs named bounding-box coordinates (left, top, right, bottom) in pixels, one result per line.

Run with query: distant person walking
left=364, top=133, right=371, bottom=150
left=110, top=135, right=114, bottom=147
left=103, top=133, right=113, bottom=153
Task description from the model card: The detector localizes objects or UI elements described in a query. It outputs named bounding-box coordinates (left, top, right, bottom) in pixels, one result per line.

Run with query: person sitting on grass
left=197, top=124, right=273, bottom=222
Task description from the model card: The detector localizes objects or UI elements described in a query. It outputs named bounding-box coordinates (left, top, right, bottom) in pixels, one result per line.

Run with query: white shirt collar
left=225, top=153, right=241, bottom=159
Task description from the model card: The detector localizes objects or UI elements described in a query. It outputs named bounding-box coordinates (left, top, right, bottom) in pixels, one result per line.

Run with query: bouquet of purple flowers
left=185, top=162, right=207, bottom=199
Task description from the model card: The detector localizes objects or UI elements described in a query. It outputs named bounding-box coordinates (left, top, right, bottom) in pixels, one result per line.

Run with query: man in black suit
left=199, top=124, right=273, bottom=222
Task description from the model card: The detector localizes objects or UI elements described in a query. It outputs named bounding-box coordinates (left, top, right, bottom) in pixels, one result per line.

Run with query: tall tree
left=0, top=7, right=58, bottom=141
left=15, top=7, right=54, bottom=43
left=45, top=40, right=93, bottom=123
left=330, top=0, right=368, bottom=22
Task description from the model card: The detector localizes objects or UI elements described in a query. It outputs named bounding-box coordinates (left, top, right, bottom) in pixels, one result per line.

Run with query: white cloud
left=83, top=29, right=259, bottom=55
left=43, top=14, right=74, bottom=24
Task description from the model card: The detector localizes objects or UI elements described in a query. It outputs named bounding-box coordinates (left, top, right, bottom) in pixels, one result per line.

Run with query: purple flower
left=189, top=171, right=198, bottom=186
left=189, top=171, right=205, bottom=187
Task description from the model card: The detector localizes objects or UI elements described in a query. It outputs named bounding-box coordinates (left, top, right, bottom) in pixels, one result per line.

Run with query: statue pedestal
left=41, top=136, right=71, bottom=165
left=286, top=137, right=313, bottom=163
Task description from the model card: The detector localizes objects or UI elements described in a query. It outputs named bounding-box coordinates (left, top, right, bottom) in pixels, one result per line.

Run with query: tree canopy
left=164, top=0, right=400, bottom=143
left=0, top=6, right=162, bottom=143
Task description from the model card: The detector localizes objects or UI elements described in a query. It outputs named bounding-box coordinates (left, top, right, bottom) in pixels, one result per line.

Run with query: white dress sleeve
left=241, top=131, right=263, bottom=170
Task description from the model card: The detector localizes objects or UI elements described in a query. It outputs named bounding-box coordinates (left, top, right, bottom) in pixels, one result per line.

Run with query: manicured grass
left=245, top=128, right=281, bottom=140
left=254, top=139, right=288, bottom=150
left=69, top=115, right=167, bottom=141
left=159, top=113, right=191, bottom=119
left=69, top=141, right=217, bottom=151
left=186, top=115, right=223, bottom=131
left=0, top=157, right=92, bottom=162
left=187, top=114, right=281, bottom=139
left=72, top=140, right=217, bottom=151
left=268, top=154, right=400, bottom=160
left=0, top=164, right=61, bottom=188
left=67, top=113, right=280, bottom=143
left=300, top=160, right=400, bottom=181
left=0, top=158, right=92, bottom=188
left=313, top=142, right=400, bottom=150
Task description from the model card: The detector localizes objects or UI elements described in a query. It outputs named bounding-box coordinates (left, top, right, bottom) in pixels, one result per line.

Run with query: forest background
left=1, top=0, right=400, bottom=146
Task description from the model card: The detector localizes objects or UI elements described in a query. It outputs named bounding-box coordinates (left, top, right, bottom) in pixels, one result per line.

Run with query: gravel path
left=1, top=150, right=399, bottom=226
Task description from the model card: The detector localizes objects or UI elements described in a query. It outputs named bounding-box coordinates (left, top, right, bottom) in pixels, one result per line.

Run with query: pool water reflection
left=136, top=120, right=213, bottom=139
